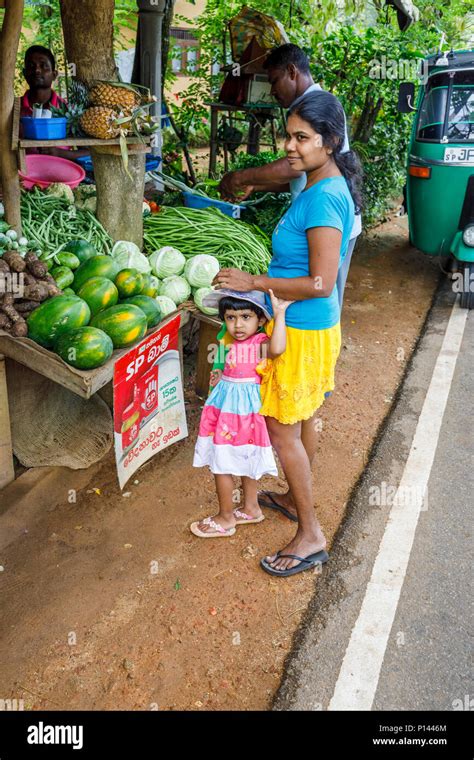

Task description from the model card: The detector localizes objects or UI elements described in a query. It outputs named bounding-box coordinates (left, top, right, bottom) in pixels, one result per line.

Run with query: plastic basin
left=182, top=191, right=244, bottom=219
left=19, top=155, right=86, bottom=190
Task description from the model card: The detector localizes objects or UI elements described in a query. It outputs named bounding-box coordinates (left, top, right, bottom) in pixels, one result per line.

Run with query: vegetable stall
left=0, top=1, right=273, bottom=490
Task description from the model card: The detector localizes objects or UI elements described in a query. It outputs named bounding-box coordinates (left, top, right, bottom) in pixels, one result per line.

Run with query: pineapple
left=80, top=106, right=121, bottom=139
left=89, top=81, right=142, bottom=111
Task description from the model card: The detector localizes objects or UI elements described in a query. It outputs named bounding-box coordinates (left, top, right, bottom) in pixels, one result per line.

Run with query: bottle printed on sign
left=121, top=384, right=141, bottom=451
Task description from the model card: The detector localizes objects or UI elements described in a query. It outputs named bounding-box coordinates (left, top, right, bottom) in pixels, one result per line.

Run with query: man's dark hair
left=24, top=45, right=56, bottom=70
left=264, top=43, right=310, bottom=74
left=218, top=295, right=265, bottom=321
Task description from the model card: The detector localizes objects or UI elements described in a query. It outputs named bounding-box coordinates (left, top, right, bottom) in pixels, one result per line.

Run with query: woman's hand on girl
left=269, top=289, right=294, bottom=315
left=213, top=268, right=255, bottom=291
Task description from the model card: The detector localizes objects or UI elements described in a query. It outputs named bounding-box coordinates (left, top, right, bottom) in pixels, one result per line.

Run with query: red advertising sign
left=113, top=314, right=188, bottom=488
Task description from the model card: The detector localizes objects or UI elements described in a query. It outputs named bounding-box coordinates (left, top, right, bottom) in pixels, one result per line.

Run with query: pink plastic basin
left=19, top=154, right=85, bottom=190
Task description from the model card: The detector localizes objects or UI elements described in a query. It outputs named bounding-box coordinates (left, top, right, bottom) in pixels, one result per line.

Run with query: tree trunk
left=59, top=0, right=116, bottom=84
left=92, top=147, right=145, bottom=248
left=0, top=0, right=24, bottom=233
left=60, top=0, right=145, bottom=247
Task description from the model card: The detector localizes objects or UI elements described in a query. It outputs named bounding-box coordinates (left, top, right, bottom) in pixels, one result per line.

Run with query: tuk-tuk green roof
left=426, top=49, right=474, bottom=76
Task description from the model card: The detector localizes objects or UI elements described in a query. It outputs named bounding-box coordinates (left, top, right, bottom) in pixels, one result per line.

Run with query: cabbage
left=158, top=275, right=191, bottom=305
left=149, top=246, right=185, bottom=278
left=111, top=240, right=151, bottom=274
left=46, top=182, right=74, bottom=204
left=155, top=295, right=178, bottom=317
left=194, top=287, right=219, bottom=316
left=184, top=254, right=220, bottom=288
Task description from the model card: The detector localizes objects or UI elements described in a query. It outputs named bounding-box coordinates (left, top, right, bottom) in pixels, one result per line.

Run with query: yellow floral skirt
left=257, top=320, right=341, bottom=425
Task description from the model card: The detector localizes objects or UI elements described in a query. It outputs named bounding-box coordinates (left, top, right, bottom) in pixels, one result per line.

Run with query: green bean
left=143, top=206, right=271, bottom=275
left=20, top=191, right=113, bottom=255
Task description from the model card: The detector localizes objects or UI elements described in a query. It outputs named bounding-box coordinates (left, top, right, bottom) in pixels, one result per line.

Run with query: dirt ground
left=0, top=215, right=441, bottom=711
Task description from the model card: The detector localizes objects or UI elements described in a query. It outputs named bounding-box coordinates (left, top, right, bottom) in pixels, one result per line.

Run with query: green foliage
left=229, top=150, right=286, bottom=170
left=179, top=0, right=473, bottom=227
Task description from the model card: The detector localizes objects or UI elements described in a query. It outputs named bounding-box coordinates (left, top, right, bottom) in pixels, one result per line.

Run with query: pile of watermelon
left=27, top=240, right=163, bottom=371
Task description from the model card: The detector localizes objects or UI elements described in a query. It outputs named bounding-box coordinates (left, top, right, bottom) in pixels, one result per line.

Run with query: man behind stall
left=20, top=45, right=66, bottom=118
left=20, top=45, right=89, bottom=161
left=219, top=44, right=362, bottom=314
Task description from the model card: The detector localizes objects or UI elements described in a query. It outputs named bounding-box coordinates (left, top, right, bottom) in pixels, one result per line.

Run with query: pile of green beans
left=143, top=206, right=271, bottom=275
left=20, top=188, right=112, bottom=255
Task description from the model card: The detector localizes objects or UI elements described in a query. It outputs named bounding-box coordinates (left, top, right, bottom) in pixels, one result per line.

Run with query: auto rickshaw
left=398, top=49, right=474, bottom=308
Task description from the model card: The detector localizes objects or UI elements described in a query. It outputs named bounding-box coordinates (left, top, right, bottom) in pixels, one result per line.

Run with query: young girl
left=191, top=288, right=292, bottom=538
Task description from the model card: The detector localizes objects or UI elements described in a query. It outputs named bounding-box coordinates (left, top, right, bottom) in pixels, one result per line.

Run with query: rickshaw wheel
left=460, top=262, right=474, bottom=310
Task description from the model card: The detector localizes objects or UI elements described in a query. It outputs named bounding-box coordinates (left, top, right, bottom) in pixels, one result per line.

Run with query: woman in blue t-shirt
left=213, top=91, right=363, bottom=576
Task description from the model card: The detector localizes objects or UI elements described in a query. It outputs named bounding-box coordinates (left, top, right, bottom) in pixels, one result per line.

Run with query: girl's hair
left=289, top=91, right=363, bottom=212
left=218, top=295, right=265, bottom=321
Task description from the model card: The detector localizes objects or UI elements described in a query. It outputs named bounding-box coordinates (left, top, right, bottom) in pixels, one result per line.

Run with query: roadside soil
left=0, top=214, right=441, bottom=711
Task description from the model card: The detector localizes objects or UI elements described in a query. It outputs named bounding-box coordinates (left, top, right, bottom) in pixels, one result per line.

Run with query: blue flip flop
left=257, top=491, right=298, bottom=522
left=260, top=550, right=329, bottom=577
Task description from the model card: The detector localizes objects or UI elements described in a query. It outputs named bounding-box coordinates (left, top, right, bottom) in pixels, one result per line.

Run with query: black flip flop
left=260, top=550, right=329, bottom=577
left=257, top=491, right=298, bottom=522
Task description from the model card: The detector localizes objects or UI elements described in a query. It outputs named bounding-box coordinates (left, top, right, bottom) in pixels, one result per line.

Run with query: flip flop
left=190, top=516, right=236, bottom=538
left=257, top=491, right=298, bottom=522
left=260, top=550, right=329, bottom=577
left=233, top=508, right=265, bottom=525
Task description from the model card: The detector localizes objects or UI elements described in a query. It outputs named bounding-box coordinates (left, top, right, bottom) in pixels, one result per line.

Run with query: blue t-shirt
left=266, top=176, right=354, bottom=330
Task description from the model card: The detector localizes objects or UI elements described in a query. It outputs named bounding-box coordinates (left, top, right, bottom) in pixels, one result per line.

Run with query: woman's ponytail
left=333, top=149, right=363, bottom=213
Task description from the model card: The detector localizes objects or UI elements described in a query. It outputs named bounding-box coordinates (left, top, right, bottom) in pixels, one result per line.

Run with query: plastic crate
left=182, top=191, right=244, bottom=219
left=20, top=117, right=67, bottom=140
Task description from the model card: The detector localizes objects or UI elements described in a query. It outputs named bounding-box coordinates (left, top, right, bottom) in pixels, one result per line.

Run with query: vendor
left=20, top=45, right=89, bottom=162
left=20, top=45, right=66, bottom=117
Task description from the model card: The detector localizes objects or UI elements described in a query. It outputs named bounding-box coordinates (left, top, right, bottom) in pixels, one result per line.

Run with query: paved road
left=273, top=283, right=473, bottom=713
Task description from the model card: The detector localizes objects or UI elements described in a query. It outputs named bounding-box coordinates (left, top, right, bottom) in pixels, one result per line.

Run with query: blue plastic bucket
left=20, top=117, right=67, bottom=140
left=182, top=191, right=244, bottom=219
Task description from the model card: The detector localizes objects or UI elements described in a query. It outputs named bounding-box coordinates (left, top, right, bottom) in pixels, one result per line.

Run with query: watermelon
left=55, top=326, right=114, bottom=370
left=50, top=265, right=74, bottom=290
left=141, top=274, right=160, bottom=298
left=77, top=276, right=119, bottom=316
left=27, top=295, right=91, bottom=348
left=62, top=239, right=97, bottom=264
left=122, top=295, right=162, bottom=328
left=72, top=255, right=120, bottom=293
left=91, top=304, right=147, bottom=348
left=114, top=268, right=145, bottom=298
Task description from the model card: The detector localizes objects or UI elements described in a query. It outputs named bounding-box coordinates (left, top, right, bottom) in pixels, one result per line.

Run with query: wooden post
left=0, top=0, right=24, bottom=233
left=209, top=105, right=218, bottom=177
left=0, top=354, right=15, bottom=490
left=195, top=321, right=219, bottom=398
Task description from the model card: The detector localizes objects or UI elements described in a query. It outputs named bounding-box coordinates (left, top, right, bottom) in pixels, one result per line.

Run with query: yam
left=3, top=251, right=26, bottom=273
left=23, top=281, right=50, bottom=302
left=25, top=252, right=48, bottom=279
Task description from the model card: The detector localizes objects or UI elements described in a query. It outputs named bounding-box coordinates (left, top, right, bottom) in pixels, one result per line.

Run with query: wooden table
left=0, top=309, right=189, bottom=490
left=11, top=97, right=151, bottom=172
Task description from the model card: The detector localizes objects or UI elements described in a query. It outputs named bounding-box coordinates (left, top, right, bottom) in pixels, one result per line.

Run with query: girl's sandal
left=233, top=508, right=265, bottom=525
left=190, top=516, right=236, bottom=538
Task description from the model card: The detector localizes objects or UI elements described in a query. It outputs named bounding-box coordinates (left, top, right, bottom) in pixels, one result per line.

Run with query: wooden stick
left=0, top=354, right=15, bottom=491
left=0, top=0, right=24, bottom=233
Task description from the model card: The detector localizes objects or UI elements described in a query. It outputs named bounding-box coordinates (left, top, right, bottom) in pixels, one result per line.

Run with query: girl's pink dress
left=193, top=332, right=278, bottom=479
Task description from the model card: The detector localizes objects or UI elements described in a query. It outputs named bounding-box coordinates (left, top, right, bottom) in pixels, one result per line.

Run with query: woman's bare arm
left=214, top=226, right=342, bottom=301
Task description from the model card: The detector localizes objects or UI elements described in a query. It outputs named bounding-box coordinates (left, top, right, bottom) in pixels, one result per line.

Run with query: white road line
left=328, top=299, right=469, bottom=711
